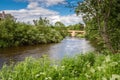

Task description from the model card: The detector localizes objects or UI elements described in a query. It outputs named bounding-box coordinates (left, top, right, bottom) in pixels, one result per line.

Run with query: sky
left=0, top=0, right=84, bottom=25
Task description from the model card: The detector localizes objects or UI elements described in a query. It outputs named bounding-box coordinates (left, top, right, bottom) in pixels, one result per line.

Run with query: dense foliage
left=0, top=17, right=67, bottom=48
left=0, top=52, right=120, bottom=80
left=75, top=0, right=120, bottom=53
left=67, top=23, right=84, bottom=30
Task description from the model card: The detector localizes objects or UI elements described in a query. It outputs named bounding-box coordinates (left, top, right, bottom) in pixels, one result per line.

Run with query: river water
left=0, top=37, right=94, bottom=68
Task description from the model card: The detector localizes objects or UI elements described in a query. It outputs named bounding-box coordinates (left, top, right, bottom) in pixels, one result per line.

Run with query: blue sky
left=0, top=0, right=84, bottom=25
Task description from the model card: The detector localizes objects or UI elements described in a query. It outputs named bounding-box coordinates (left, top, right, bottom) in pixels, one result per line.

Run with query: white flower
left=8, top=77, right=13, bottom=80
left=85, top=73, right=90, bottom=78
left=97, top=66, right=102, bottom=71
left=110, top=62, right=118, bottom=66
left=90, top=68, right=95, bottom=73
left=35, top=74, right=40, bottom=78
left=110, top=74, right=120, bottom=80
left=61, top=66, right=65, bottom=70
left=61, top=77, right=65, bottom=80
left=45, top=77, right=52, bottom=80
left=35, top=72, right=46, bottom=78
left=40, top=72, right=46, bottom=75
left=45, top=77, right=48, bottom=80
left=87, top=63, right=90, bottom=68
left=105, top=55, right=111, bottom=62
left=102, top=77, right=107, bottom=80
left=53, top=65, right=58, bottom=70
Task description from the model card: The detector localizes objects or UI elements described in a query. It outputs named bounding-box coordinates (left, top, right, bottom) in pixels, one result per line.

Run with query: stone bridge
left=68, top=30, right=85, bottom=37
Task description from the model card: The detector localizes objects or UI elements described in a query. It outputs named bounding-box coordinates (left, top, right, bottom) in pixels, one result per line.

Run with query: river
left=0, top=37, right=94, bottom=68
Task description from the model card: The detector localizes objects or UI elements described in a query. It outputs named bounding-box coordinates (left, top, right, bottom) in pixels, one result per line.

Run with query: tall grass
left=0, top=52, right=120, bottom=80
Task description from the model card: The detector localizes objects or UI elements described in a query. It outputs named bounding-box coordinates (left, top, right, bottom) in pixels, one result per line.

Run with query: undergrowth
left=0, top=52, right=120, bottom=80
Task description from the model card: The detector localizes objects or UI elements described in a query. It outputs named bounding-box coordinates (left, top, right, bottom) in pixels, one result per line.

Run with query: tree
left=75, top=0, right=120, bottom=53
left=55, top=21, right=65, bottom=27
left=33, top=17, right=50, bottom=27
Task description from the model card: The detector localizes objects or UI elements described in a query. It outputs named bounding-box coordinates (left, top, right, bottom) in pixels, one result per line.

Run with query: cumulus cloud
left=15, top=0, right=66, bottom=6
left=3, top=6, right=59, bottom=23
left=44, top=0, right=66, bottom=6
left=1, top=0, right=83, bottom=25
left=27, top=2, right=39, bottom=9
left=49, top=14, right=83, bottom=25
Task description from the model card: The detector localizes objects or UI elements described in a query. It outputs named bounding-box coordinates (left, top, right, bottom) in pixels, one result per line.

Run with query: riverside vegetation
left=75, top=0, right=120, bottom=53
left=0, top=53, right=120, bottom=80
left=0, top=17, right=67, bottom=48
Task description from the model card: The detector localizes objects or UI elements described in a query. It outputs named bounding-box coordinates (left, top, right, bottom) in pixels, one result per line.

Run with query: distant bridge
left=68, top=30, right=85, bottom=37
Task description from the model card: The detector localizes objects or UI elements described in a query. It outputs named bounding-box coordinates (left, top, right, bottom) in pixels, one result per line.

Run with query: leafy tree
left=55, top=21, right=65, bottom=27
left=67, top=23, right=84, bottom=30
left=33, top=17, right=50, bottom=27
left=75, top=0, right=120, bottom=53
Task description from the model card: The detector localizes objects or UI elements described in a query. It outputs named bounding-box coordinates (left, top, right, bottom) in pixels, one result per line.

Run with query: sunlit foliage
left=0, top=17, right=67, bottom=48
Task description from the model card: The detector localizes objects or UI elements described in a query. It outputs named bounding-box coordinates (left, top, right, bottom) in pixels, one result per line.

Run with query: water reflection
left=49, top=37, right=94, bottom=60
left=0, top=37, right=94, bottom=68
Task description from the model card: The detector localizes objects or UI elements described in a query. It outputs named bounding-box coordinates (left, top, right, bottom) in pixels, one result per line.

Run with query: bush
left=0, top=18, right=67, bottom=48
left=0, top=52, right=120, bottom=80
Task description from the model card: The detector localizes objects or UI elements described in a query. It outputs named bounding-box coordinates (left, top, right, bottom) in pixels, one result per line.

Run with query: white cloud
left=48, top=14, right=83, bottom=25
left=15, top=0, right=66, bottom=6
left=44, top=0, right=66, bottom=6
left=27, top=2, right=39, bottom=9
left=1, top=0, right=83, bottom=25
left=2, top=9, right=83, bottom=25
left=3, top=6, right=59, bottom=23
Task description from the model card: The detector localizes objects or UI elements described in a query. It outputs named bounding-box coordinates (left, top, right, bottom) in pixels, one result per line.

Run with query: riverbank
left=0, top=52, right=120, bottom=80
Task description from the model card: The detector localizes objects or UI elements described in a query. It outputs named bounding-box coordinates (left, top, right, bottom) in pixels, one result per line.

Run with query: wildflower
left=35, top=74, right=40, bottom=78
left=40, top=72, right=46, bottom=75
left=102, top=77, right=107, bottom=80
left=110, top=62, right=118, bottom=66
left=45, top=77, right=52, bottom=80
left=87, top=63, right=90, bottom=68
left=90, top=68, right=95, bottom=73
left=45, top=77, right=48, bottom=80
left=105, top=55, right=110, bottom=62
left=8, top=77, right=13, bottom=80
left=61, top=66, right=65, bottom=70
left=85, top=73, right=90, bottom=78
left=53, top=65, right=58, bottom=70
left=61, top=77, right=65, bottom=80
left=110, top=74, right=120, bottom=80
left=97, top=66, right=102, bottom=71
left=35, top=72, right=46, bottom=78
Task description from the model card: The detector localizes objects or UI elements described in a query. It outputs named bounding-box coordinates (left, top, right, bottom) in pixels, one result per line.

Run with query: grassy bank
left=0, top=52, right=120, bottom=80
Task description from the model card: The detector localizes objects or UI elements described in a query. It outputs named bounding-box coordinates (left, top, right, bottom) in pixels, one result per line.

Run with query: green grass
left=0, top=52, right=120, bottom=80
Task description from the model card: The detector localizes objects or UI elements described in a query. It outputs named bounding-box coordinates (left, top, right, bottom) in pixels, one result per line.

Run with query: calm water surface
left=0, top=37, right=94, bottom=68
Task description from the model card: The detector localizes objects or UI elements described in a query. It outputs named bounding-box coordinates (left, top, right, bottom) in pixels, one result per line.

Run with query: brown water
left=0, top=37, right=94, bottom=68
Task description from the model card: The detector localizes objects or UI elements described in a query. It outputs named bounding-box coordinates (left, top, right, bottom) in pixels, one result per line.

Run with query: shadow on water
left=0, top=37, right=94, bottom=68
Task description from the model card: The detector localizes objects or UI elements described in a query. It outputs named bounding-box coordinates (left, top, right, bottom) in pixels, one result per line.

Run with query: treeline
left=67, top=23, right=84, bottom=30
left=0, top=17, right=67, bottom=48
left=76, top=0, right=120, bottom=53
